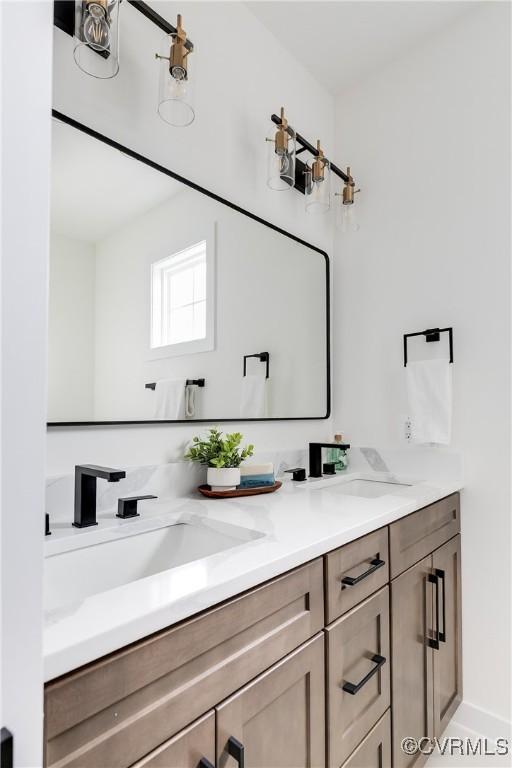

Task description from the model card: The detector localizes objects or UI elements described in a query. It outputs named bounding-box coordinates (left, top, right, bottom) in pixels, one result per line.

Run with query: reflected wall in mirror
left=48, top=115, right=329, bottom=424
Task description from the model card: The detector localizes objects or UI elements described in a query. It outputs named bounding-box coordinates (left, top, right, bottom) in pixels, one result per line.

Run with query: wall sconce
left=336, top=167, right=360, bottom=231
left=266, top=111, right=360, bottom=227
left=155, top=14, right=195, bottom=127
left=266, top=107, right=296, bottom=191
left=305, top=140, right=331, bottom=214
left=73, top=0, right=120, bottom=79
left=56, top=2, right=196, bottom=127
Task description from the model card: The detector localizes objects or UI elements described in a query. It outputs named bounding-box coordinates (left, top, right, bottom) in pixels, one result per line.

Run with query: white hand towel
left=240, top=375, right=267, bottom=418
left=154, top=378, right=186, bottom=419
left=406, top=359, right=452, bottom=445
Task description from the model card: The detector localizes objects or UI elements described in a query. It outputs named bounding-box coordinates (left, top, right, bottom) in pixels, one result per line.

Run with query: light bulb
left=83, top=3, right=110, bottom=51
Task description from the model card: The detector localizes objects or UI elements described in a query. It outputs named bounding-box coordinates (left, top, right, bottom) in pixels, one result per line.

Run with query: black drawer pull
left=427, top=573, right=440, bottom=650
left=341, top=558, right=385, bottom=588
left=436, top=568, right=447, bottom=643
left=227, top=736, right=245, bottom=768
left=198, top=759, right=215, bottom=768
left=342, top=654, right=386, bottom=695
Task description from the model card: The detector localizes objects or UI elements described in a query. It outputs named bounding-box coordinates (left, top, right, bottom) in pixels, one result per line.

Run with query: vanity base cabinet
left=340, top=710, right=391, bottom=768
left=391, top=534, right=462, bottom=768
left=216, top=633, right=325, bottom=768
left=44, top=560, right=324, bottom=768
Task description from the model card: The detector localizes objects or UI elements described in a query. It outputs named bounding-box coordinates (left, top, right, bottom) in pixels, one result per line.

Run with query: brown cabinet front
left=216, top=634, right=325, bottom=768
left=130, top=712, right=215, bottom=768
left=325, top=528, right=389, bottom=624
left=340, top=710, right=391, bottom=768
left=389, top=494, right=460, bottom=578
left=391, top=534, right=462, bottom=768
left=326, top=587, right=390, bottom=768
left=391, top=554, right=434, bottom=768
left=433, top=535, right=462, bottom=736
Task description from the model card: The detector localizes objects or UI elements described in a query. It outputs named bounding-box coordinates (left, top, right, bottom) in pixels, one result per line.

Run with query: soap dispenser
left=328, top=434, right=349, bottom=472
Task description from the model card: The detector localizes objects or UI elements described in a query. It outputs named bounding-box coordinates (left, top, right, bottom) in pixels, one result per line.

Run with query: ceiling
left=51, top=119, right=181, bottom=243
left=247, top=1, right=477, bottom=96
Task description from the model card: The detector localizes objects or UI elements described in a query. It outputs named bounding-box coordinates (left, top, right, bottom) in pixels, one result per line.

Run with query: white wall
left=48, top=1, right=335, bottom=473
left=1, top=2, right=53, bottom=765
left=48, top=234, right=95, bottom=421
left=333, top=3, right=510, bottom=726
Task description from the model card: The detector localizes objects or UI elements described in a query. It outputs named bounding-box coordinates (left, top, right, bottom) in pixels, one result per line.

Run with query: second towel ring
left=243, top=352, right=270, bottom=379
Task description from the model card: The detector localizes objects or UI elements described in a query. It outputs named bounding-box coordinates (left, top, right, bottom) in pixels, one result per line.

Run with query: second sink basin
left=314, top=478, right=412, bottom=498
left=45, top=518, right=263, bottom=612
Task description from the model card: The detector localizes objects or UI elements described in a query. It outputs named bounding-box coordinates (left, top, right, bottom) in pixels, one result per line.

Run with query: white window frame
left=146, top=224, right=215, bottom=360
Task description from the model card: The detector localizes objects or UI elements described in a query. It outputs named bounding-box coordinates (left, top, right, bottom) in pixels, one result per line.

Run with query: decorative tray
left=198, top=481, right=282, bottom=499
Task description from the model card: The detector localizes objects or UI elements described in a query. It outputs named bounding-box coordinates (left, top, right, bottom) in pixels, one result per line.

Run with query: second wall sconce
left=266, top=109, right=360, bottom=227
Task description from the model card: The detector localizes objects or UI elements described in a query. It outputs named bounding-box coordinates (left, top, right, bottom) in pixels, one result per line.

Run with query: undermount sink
left=44, top=518, right=263, bottom=612
left=313, top=478, right=412, bottom=498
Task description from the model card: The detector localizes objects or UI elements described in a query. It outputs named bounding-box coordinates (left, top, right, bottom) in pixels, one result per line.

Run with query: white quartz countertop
left=43, top=470, right=463, bottom=681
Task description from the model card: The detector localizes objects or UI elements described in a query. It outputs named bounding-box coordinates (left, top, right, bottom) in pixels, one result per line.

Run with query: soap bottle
left=330, top=434, right=349, bottom=472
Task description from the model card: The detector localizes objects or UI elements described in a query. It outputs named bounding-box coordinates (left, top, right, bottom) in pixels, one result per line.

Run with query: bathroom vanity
left=44, top=490, right=461, bottom=768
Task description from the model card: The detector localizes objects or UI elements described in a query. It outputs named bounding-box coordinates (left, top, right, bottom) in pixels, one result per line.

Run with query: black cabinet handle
left=427, top=573, right=440, bottom=650
left=198, top=759, right=215, bottom=768
left=341, top=558, right=385, bottom=589
left=342, top=654, right=386, bottom=695
left=227, top=736, right=245, bottom=768
left=436, top=568, right=447, bottom=643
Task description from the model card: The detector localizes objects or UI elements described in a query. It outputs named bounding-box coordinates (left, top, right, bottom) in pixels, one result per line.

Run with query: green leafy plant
left=185, top=427, right=254, bottom=468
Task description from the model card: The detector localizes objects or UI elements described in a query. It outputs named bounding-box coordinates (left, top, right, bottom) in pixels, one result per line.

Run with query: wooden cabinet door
left=216, top=634, right=325, bottom=768
left=432, top=535, right=462, bottom=736
left=391, top=555, right=434, bottom=768
left=340, top=710, right=391, bottom=768
left=326, top=587, right=390, bottom=768
left=130, top=712, right=215, bottom=768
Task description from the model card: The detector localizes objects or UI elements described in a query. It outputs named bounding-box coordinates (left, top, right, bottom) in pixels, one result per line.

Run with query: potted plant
left=185, top=427, right=254, bottom=491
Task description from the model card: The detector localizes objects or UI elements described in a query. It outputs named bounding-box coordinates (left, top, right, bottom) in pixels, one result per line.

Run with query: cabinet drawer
left=44, top=559, right=323, bottom=768
left=326, top=587, right=390, bottom=768
left=216, top=634, right=325, bottom=768
left=341, top=710, right=391, bottom=768
left=389, top=494, right=460, bottom=578
left=130, top=711, right=215, bottom=768
left=325, top=528, right=389, bottom=623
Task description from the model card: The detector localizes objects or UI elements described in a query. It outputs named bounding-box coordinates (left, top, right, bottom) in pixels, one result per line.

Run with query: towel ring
left=403, top=328, right=453, bottom=367
left=243, top=352, right=270, bottom=379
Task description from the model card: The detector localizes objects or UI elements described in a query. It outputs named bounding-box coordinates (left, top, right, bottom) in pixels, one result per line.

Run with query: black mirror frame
left=47, top=110, right=331, bottom=427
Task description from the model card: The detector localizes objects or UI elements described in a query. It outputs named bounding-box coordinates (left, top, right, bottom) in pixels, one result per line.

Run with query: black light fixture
left=54, top=1, right=196, bottom=126
left=267, top=110, right=360, bottom=226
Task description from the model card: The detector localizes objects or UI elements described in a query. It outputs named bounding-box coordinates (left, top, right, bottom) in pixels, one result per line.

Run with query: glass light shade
left=337, top=201, right=360, bottom=232
left=157, top=34, right=195, bottom=127
left=266, top=126, right=296, bottom=191
left=305, top=159, right=331, bottom=214
left=73, top=0, right=120, bottom=79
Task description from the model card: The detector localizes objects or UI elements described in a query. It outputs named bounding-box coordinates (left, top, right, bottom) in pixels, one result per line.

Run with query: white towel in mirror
left=406, top=359, right=452, bottom=444
left=240, top=375, right=267, bottom=418
left=154, top=379, right=186, bottom=419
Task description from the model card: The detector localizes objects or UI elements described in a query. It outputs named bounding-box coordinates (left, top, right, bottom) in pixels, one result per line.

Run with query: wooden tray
left=198, top=481, right=282, bottom=499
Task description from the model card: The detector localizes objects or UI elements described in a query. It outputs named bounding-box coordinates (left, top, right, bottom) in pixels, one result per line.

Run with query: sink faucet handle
left=284, top=468, right=307, bottom=482
left=116, top=495, right=158, bottom=520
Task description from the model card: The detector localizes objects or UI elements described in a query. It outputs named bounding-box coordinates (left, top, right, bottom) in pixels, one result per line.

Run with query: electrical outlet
left=404, top=416, right=412, bottom=442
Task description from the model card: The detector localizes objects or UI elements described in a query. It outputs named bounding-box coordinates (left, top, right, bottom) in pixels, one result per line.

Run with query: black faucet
left=73, top=464, right=126, bottom=528
left=309, top=442, right=350, bottom=478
